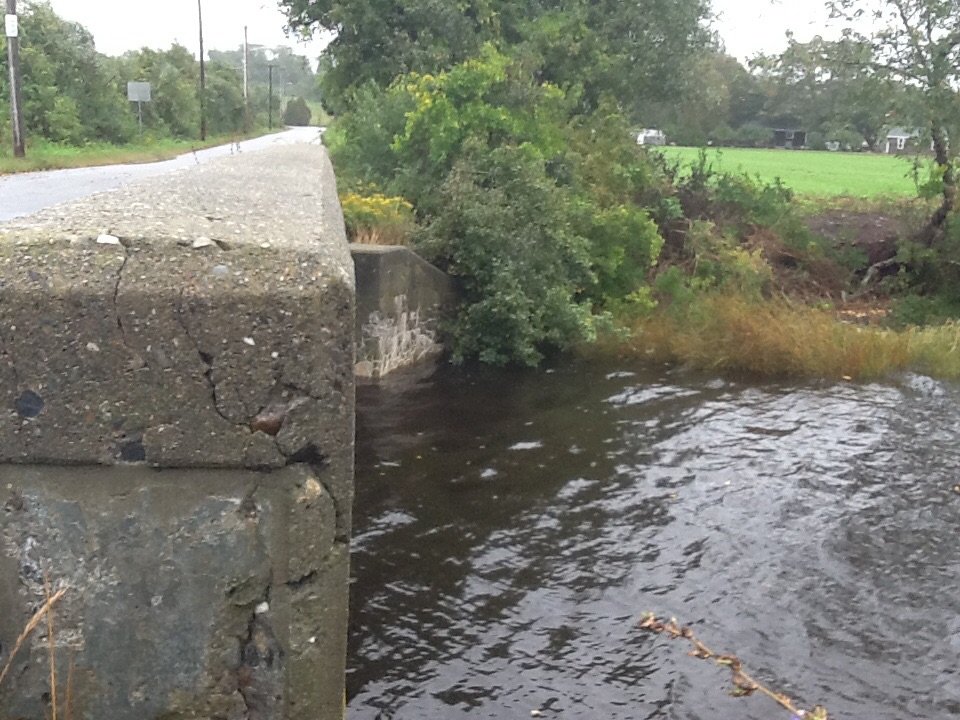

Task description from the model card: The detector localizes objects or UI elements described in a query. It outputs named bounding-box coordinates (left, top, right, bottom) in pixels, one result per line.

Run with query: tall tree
left=829, top=0, right=960, bottom=240
left=279, top=0, right=710, bottom=116
left=209, top=45, right=319, bottom=100
left=752, top=35, right=897, bottom=151
left=1, top=1, right=136, bottom=144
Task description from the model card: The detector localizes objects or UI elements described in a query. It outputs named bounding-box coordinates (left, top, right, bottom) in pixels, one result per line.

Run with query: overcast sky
left=47, top=0, right=836, bottom=64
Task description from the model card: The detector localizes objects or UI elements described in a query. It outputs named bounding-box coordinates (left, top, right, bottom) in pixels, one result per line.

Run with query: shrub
left=282, top=96, right=312, bottom=126
left=340, top=190, right=415, bottom=245
left=327, top=51, right=672, bottom=366
left=418, top=146, right=595, bottom=366
left=732, top=124, right=770, bottom=148
left=325, top=81, right=417, bottom=192
left=577, top=202, right=664, bottom=303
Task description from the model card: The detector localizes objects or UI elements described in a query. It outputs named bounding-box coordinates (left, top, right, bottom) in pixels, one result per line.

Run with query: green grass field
left=657, top=146, right=924, bottom=198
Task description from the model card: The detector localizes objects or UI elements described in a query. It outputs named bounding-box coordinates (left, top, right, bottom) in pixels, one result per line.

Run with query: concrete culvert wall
left=0, top=145, right=354, bottom=720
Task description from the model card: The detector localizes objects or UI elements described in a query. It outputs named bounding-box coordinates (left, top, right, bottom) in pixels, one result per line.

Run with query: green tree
left=279, top=0, right=710, bottom=117
left=205, top=62, right=246, bottom=135
left=752, top=36, right=898, bottom=151
left=326, top=50, right=666, bottom=364
left=283, top=95, right=312, bottom=125
left=828, top=0, right=960, bottom=238
left=652, top=52, right=762, bottom=145
left=209, top=45, right=319, bottom=100
left=0, top=1, right=136, bottom=145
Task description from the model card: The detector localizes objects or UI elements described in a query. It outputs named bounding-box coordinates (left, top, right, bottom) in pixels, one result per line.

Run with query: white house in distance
left=883, top=127, right=940, bottom=155
left=636, top=128, right=667, bottom=146
left=884, top=127, right=919, bottom=154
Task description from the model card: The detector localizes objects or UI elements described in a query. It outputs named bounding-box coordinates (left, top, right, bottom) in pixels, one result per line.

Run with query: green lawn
left=657, top=146, right=923, bottom=197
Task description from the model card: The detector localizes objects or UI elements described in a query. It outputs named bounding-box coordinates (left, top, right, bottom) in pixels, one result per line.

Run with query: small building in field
left=884, top=127, right=922, bottom=154
left=772, top=129, right=806, bottom=149
left=636, top=128, right=666, bottom=146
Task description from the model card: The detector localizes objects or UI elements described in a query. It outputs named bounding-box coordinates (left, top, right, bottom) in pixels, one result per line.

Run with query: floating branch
left=638, top=613, right=830, bottom=720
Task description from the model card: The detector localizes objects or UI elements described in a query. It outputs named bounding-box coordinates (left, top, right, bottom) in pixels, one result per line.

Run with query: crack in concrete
left=285, top=569, right=317, bottom=590
left=175, top=286, right=245, bottom=429
left=237, top=581, right=275, bottom=720
left=110, top=244, right=143, bottom=369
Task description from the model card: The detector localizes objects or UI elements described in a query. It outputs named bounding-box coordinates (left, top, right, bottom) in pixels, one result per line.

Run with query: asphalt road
left=0, top=126, right=325, bottom=223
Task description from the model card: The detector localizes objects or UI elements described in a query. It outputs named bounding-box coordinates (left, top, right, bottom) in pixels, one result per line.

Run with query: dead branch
left=638, top=613, right=830, bottom=720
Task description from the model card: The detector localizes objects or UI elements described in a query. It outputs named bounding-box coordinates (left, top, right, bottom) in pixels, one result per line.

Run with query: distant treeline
left=0, top=1, right=321, bottom=147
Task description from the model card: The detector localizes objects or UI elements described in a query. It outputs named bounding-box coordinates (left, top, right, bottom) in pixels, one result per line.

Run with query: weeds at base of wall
left=591, top=293, right=960, bottom=381
left=0, top=576, right=72, bottom=720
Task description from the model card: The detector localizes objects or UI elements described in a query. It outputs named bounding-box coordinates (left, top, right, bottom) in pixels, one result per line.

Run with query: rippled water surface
left=348, top=361, right=960, bottom=719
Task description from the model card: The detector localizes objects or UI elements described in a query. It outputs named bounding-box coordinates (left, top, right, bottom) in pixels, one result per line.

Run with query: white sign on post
left=127, top=81, right=152, bottom=103
left=5, top=14, right=18, bottom=38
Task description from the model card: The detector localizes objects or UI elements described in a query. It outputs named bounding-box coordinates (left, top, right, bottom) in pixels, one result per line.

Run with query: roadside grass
left=657, top=146, right=924, bottom=198
left=0, top=130, right=273, bottom=175
left=593, top=293, right=960, bottom=381
left=306, top=100, right=332, bottom=127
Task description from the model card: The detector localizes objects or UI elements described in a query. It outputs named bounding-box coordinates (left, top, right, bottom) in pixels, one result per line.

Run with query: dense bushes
left=420, top=146, right=595, bottom=365
left=328, top=48, right=672, bottom=365
left=283, top=96, right=312, bottom=126
left=328, top=47, right=874, bottom=367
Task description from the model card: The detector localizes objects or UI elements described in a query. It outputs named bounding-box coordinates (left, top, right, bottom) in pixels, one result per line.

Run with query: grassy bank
left=306, top=100, right=332, bottom=127
left=591, top=294, right=960, bottom=381
left=657, top=147, right=922, bottom=197
left=0, top=132, right=270, bottom=175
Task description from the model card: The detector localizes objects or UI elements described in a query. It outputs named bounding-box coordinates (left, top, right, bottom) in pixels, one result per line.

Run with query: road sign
left=4, top=13, right=17, bottom=37
left=127, top=82, right=151, bottom=103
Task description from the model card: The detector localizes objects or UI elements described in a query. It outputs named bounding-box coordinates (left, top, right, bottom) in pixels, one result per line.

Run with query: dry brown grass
left=349, top=225, right=411, bottom=246
left=596, top=294, right=960, bottom=381
left=0, top=576, right=70, bottom=719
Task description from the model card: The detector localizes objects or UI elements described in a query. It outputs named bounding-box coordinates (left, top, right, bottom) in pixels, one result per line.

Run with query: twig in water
left=638, top=613, right=830, bottom=720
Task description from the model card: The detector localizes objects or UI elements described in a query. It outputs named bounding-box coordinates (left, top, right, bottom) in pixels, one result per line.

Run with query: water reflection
left=349, top=361, right=960, bottom=719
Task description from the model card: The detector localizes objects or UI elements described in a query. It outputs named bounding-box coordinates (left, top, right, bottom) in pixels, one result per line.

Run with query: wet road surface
left=0, top=126, right=323, bottom=222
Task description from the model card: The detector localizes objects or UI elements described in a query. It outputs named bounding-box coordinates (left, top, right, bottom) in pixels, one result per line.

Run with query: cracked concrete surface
left=0, top=143, right=354, bottom=470
left=0, top=145, right=355, bottom=720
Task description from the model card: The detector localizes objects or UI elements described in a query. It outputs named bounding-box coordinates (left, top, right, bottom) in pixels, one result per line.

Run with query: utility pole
left=268, top=64, right=274, bottom=130
left=242, top=26, right=249, bottom=101
left=5, top=0, right=25, bottom=157
left=242, top=26, right=250, bottom=133
left=197, top=0, right=206, bottom=141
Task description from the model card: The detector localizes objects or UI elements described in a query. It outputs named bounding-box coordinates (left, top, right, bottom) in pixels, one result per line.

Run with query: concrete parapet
left=0, top=145, right=354, bottom=719
left=351, top=245, right=457, bottom=379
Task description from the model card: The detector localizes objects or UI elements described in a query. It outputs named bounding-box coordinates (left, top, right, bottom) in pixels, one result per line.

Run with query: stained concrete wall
left=351, top=245, right=457, bottom=379
left=0, top=145, right=354, bottom=719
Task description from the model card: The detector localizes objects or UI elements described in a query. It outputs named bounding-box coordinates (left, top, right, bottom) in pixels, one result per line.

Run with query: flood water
left=348, top=360, right=960, bottom=719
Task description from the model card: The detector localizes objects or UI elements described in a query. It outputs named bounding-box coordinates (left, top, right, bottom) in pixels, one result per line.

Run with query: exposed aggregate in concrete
left=0, top=144, right=354, bottom=472
left=0, top=145, right=355, bottom=719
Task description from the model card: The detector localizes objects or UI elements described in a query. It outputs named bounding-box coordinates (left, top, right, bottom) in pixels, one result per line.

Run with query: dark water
left=348, top=360, right=960, bottom=720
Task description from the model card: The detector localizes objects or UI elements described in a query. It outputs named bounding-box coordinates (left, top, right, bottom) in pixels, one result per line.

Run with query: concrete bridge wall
left=352, top=245, right=457, bottom=380
left=0, top=145, right=354, bottom=719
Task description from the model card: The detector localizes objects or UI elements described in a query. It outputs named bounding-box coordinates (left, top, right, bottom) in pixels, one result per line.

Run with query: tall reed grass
left=597, top=294, right=960, bottom=381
